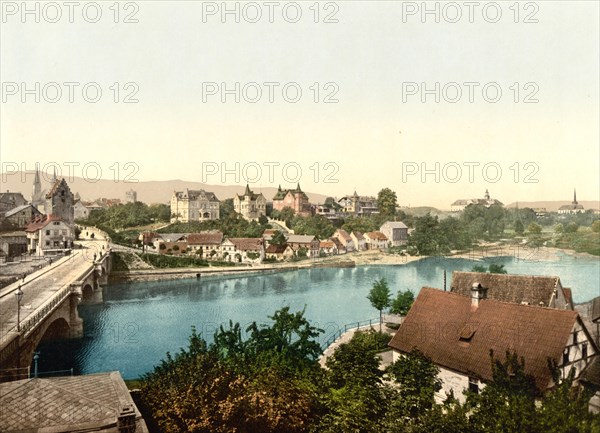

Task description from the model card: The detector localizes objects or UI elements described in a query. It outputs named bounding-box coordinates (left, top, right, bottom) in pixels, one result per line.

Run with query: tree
left=408, top=213, right=440, bottom=255
left=377, top=188, right=398, bottom=216
left=488, top=263, right=507, bottom=274
left=258, top=214, right=268, bottom=225
left=592, top=220, right=600, bottom=233
left=527, top=222, right=542, bottom=235
left=269, top=230, right=287, bottom=246
left=515, top=219, right=524, bottom=235
left=390, top=290, right=414, bottom=316
left=471, top=264, right=487, bottom=273
left=367, top=278, right=391, bottom=332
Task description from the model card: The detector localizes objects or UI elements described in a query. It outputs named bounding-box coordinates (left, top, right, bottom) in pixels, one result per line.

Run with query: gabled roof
left=4, top=204, right=40, bottom=218
left=0, top=192, right=27, bottom=205
left=174, top=189, right=219, bottom=202
left=158, top=233, right=188, bottom=242
left=265, top=244, right=291, bottom=254
left=186, top=231, right=223, bottom=245
left=235, top=185, right=264, bottom=201
left=286, top=234, right=318, bottom=244
left=45, top=178, right=71, bottom=199
left=320, top=240, right=335, bottom=248
left=272, top=184, right=309, bottom=201
left=351, top=231, right=365, bottom=241
left=450, top=271, right=566, bottom=308
left=381, top=221, right=408, bottom=229
left=330, top=237, right=344, bottom=249
left=335, top=229, right=352, bottom=242
left=24, top=215, right=66, bottom=232
left=227, top=237, right=263, bottom=251
left=388, top=287, right=580, bottom=390
left=365, top=231, right=388, bottom=241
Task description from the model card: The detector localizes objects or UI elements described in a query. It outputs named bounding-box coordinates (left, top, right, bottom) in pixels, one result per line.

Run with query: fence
left=320, top=318, right=380, bottom=351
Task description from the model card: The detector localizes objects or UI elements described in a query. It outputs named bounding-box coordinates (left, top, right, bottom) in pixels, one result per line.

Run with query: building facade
left=44, top=178, right=75, bottom=225
left=170, top=189, right=220, bottom=223
left=25, top=215, right=74, bottom=255
left=451, top=189, right=503, bottom=212
left=125, top=188, right=137, bottom=203
left=379, top=221, right=408, bottom=247
left=272, top=184, right=311, bottom=216
left=558, top=189, right=585, bottom=214
left=233, top=185, right=266, bottom=221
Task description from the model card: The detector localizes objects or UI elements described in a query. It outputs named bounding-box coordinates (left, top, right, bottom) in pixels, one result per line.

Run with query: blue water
left=36, top=254, right=599, bottom=379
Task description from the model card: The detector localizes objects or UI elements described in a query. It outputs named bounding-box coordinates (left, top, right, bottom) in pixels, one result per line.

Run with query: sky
left=1, top=1, right=598, bottom=209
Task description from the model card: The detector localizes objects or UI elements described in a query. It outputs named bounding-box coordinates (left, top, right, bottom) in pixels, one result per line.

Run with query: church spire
left=32, top=165, right=41, bottom=202
left=245, top=184, right=251, bottom=196
left=573, top=188, right=578, bottom=205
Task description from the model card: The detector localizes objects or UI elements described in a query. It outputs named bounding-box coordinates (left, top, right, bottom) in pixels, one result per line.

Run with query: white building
left=379, top=221, right=408, bottom=247
left=25, top=215, right=74, bottom=255
left=170, top=189, right=220, bottom=223
left=233, top=185, right=266, bottom=221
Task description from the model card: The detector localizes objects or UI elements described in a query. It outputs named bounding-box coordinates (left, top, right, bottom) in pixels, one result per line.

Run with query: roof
left=320, top=240, right=335, bottom=248
left=0, top=371, right=148, bottom=432
left=365, top=231, right=388, bottom=241
left=4, top=204, right=39, bottom=218
left=235, top=185, right=264, bottom=201
left=591, top=296, right=600, bottom=323
left=286, top=234, right=317, bottom=244
left=388, top=287, right=579, bottom=390
left=450, top=271, right=565, bottom=307
left=335, top=229, right=352, bottom=242
left=381, top=221, right=408, bottom=229
left=559, top=204, right=585, bottom=210
left=24, top=215, right=66, bottom=232
left=351, top=231, right=365, bottom=240
left=0, top=192, right=27, bottom=204
left=581, top=357, right=600, bottom=387
left=186, top=231, right=223, bottom=245
left=272, top=184, right=309, bottom=201
left=158, top=233, right=188, bottom=242
left=330, top=237, right=344, bottom=249
left=265, top=244, right=291, bottom=254
left=173, top=189, right=219, bottom=202
left=45, top=178, right=69, bottom=199
left=0, top=231, right=27, bottom=238
left=228, top=237, right=263, bottom=251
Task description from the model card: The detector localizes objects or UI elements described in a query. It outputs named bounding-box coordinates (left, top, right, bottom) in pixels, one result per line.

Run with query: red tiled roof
left=24, top=215, right=64, bottom=232
left=265, top=244, right=289, bottom=254
left=186, top=231, right=223, bottom=245
left=228, top=238, right=262, bottom=251
left=388, top=287, right=579, bottom=390
left=450, top=271, right=563, bottom=307
left=320, top=240, right=335, bottom=248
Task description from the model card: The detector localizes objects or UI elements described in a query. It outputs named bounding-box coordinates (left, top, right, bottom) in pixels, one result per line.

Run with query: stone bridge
left=0, top=246, right=112, bottom=381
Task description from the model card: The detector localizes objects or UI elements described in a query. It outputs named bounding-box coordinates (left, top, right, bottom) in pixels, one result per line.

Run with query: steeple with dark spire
left=572, top=188, right=578, bottom=205
left=245, top=184, right=251, bottom=196
left=32, top=167, right=41, bottom=200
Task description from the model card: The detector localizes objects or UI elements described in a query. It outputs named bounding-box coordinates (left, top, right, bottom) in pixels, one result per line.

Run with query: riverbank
left=109, top=245, right=598, bottom=283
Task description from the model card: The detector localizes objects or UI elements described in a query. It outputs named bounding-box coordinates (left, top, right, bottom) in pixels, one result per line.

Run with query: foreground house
left=221, top=237, right=264, bottom=263
left=0, top=371, right=148, bottom=432
left=350, top=231, right=366, bottom=251
left=265, top=244, right=294, bottom=261
left=187, top=231, right=224, bottom=259
left=286, top=234, right=320, bottom=257
left=450, top=271, right=574, bottom=309
left=319, top=240, right=338, bottom=256
left=389, top=287, right=598, bottom=404
left=332, top=229, right=354, bottom=253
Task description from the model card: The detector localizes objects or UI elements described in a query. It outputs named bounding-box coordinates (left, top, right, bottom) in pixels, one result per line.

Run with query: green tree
left=515, top=219, right=524, bottom=235
left=377, top=188, right=398, bottom=217
left=408, top=213, right=441, bottom=255
left=488, top=263, right=507, bottom=274
left=270, top=230, right=287, bottom=246
left=592, top=220, right=600, bottom=233
left=367, top=278, right=391, bottom=332
left=390, top=290, right=414, bottom=316
left=471, top=264, right=486, bottom=272
left=527, top=222, right=542, bottom=235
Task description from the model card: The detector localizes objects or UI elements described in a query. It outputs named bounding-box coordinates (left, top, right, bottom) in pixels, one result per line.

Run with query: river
left=36, top=253, right=600, bottom=379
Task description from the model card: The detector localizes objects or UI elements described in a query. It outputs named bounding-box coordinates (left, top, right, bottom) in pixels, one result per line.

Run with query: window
left=573, top=331, right=578, bottom=344
left=582, top=343, right=588, bottom=359
left=563, top=347, right=570, bottom=365
left=46, top=230, right=50, bottom=235
left=468, top=377, right=479, bottom=394
left=45, top=241, right=50, bottom=246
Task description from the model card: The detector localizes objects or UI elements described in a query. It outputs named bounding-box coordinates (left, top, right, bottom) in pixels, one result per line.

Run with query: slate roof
left=381, top=221, right=408, bottom=229
left=388, top=287, right=579, bottom=390
left=286, top=234, right=318, bottom=244
left=450, top=271, right=566, bottom=307
left=0, top=371, right=148, bottom=432
left=174, top=189, right=219, bottom=202
left=187, top=231, right=224, bottom=245
left=272, top=184, right=309, bottom=201
left=335, top=229, right=352, bottom=242
left=351, top=231, right=365, bottom=241
left=236, top=185, right=264, bottom=201
left=4, top=204, right=39, bottom=218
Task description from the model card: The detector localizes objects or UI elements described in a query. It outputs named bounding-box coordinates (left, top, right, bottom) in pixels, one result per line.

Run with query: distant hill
left=506, top=201, right=600, bottom=212
left=0, top=171, right=328, bottom=205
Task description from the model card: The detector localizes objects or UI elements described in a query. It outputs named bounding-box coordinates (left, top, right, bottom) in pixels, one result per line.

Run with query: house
left=0, top=231, right=28, bottom=258
left=337, top=191, right=378, bottom=215
left=272, top=184, right=311, bottom=216
left=330, top=237, right=345, bottom=254
left=450, top=271, right=574, bottom=309
left=25, top=215, right=74, bottom=255
left=350, top=231, right=366, bottom=251
left=451, top=189, right=503, bottom=212
left=221, top=238, right=264, bottom=263
left=389, top=287, right=598, bottom=404
left=379, top=221, right=408, bottom=247
left=73, top=200, right=95, bottom=220
left=3, top=204, right=42, bottom=228
left=313, top=198, right=343, bottom=220
left=0, top=371, right=149, bottom=432
left=265, top=244, right=294, bottom=261
left=319, top=240, right=338, bottom=256
left=43, top=178, right=75, bottom=225
left=159, top=241, right=188, bottom=255
left=285, top=234, right=320, bottom=257
left=0, top=191, right=27, bottom=214
left=558, top=189, right=585, bottom=214
left=364, top=231, right=388, bottom=250
left=332, top=229, right=354, bottom=253
left=170, top=188, right=220, bottom=222
left=186, top=231, right=224, bottom=259
left=233, top=185, right=266, bottom=221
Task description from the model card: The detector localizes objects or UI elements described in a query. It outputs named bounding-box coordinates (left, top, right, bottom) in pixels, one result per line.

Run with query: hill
left=506, top=201, right=600, bottom=212
left=0, top=171, right=328, bottom=205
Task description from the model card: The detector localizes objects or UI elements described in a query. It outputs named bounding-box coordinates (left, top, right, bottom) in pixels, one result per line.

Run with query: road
left=0, top=237, right=108, bottom=345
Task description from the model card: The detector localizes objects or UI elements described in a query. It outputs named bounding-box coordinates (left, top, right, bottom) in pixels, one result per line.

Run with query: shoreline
left=109, top=245, right=598, bottom=283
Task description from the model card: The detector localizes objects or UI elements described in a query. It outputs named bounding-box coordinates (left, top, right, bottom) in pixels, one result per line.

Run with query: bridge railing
left=20, top=284, right=75, bottom=338
left=320, top=318, right=380, bottom=351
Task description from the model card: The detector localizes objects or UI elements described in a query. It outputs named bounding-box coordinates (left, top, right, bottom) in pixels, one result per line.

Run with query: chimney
left=471, top=282, right=487, bottom=309
left=117, top=405, right=136, bottom=433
